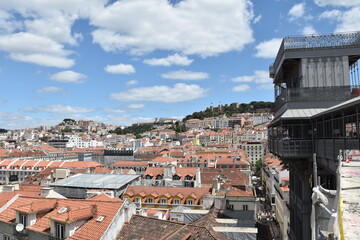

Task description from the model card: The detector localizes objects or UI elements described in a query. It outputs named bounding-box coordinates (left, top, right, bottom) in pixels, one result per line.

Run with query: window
left=4, top=235, right=16, bottom=240
left=160, top=198, right=167, bottom=204
left=187, top=199, right=194, bottom=205
left=56, top=223, right=65, bottom=239
left=174, top=199, right=180, bottom=205
left=147, top=198, right=154, bottom=203
left=135, top=197, right=141, bottom=203
left=243, top=205, right=248, bottom=211
left=20, top=213, right=27, bottom=227
left=173, top=175, right=180, bottom=180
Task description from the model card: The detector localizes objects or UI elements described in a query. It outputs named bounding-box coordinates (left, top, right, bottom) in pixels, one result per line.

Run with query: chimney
left=40, top=187, right=53, bottom=197
left=3, top=185, right=15, bottom=192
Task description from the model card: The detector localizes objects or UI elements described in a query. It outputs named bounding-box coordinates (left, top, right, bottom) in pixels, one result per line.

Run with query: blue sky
left=0, top=0, right=359, bottom=129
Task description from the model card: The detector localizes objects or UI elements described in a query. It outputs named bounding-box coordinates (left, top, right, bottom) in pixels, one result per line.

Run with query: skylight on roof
left=96, top=216, right=105, bottom=222
left=58, top=207, right=67, bottom=213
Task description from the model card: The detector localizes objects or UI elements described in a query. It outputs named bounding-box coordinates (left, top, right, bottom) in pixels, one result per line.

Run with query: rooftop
left=50, top=173, right=140, bottom=189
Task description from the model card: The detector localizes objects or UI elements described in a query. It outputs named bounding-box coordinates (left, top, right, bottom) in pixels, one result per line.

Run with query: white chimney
left=3, top=185, right=15, bottom=192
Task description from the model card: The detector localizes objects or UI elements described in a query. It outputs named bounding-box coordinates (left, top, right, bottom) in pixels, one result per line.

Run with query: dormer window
left=56, top=223, right=65, bottom=239
left=20, top=213, right=27, bottom=227
left=173, top=175, right=180, bottom=180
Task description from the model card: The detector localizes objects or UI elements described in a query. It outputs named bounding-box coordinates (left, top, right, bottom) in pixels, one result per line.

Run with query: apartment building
left=122, top=185, right=212, bottom=210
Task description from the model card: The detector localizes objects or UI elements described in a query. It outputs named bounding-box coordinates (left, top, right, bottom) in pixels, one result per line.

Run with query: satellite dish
left=15, top=223, right=24, bottom=232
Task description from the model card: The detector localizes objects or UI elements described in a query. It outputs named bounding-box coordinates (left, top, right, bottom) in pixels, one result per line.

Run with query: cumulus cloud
left=254, top=38, right=282, bottom=59
left=253, top=15, right=262, bottom=24
left=335, top=6, right=360, bottom=32
left=161, top=70, right=209, bottom=80
left=233, top=70, right=271, bottom=84
left=0, top=1, right=108, bottom=68
left=104, top=63, right=135, bottom=74
left=21, top=104, right=94, bottom=114
left=110, top=83, right=208, bottom=103
left=232, top=84, right=250, bottom=92
left=143, top=54, right=193, bottom=66
left=288, top=3, right=306, bottom=21
left=90, top=0, right=254, bottom=57
left=36, top=86, right=64, bottom=93
left=0, top=32, right=74, bottom=68
left=126, top=80, right=138, bottom=86
left=126, top=104, right=145, bottom=109
left=257, top=84, right=273, bottom=90
left=50, top=71, right=86, bottom=84
left=314, top=0, right=360, bottom=7
left=319, top=10, right=342, bottom=20
left=303, top=25, right=317, bottom=35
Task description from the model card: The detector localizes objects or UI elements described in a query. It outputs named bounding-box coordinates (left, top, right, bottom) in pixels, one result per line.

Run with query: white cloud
left=22, top=104, right=94, bottom=114
left=233, top=70, right=270, bottom=83
left=0, top=100, right=6, bottom=104
left=161, top=70, right=209, bottom=80
left=36, top=86, right=64, bottom=93
left=257, top=84, right=274, bottom=90
left=0, top=1, right=107, bottom=68
left=232, top=84, right=250, bottom=92
left=254, top=38, right=282, bottom=58
left=50, top=71, right=86, bottom=84
left=110, top=83, right=208, bottom=103
left=314, top=0, right=360, bottom=7
left=319, top=10, right=342, bottom=20
left=104, top=63, right=135, bottom=74
left=90, top=0, right=254, bottom=57
left=288, top=3, right=306, bottom=21
left=104, top=108, right=126, bottom=114
left=335, top=6, right=360, bottom=32
left=253, top=15, right=262, bottom=24
left=0, top=32, right=74, bottom=68
left=143, top=54, right=193, bottom=66
left=303, top=25, right=317, bottom=35
left=126, top=104, right=145, bottom=109
left=126, top=80, right=138, bottom=86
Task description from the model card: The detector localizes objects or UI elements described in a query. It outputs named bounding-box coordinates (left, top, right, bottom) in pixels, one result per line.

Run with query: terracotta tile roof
left=13, top=200, right=57, bottom=214
left=88, top=193, right=122, bottom=202
left=117, top=215, right=227, bottom=240
left=124, top=186, right=211, bottom=201
left=0, top=196, right=124, bottom=240
left=225, top=187, right=254, bottom=197
left=111, top=161, right=149, bottom=167
left=150, top=156, right=174, bottom=163
left=93, top=167, right=112, bottom=173
left=49, top=205, right=96, bottom=224
left=143, top=167, right=197, bottom=180
left=200, top=168, right=249, bottom=186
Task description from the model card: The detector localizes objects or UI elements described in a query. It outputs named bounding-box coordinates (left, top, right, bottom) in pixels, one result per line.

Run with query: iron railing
left=274, top=85, right=359, bottom=112
left=270, top=31, right=360, bottom=78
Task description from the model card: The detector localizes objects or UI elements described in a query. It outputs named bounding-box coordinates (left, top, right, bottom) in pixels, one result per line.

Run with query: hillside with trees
left=183, top=101, right=273, bottom=121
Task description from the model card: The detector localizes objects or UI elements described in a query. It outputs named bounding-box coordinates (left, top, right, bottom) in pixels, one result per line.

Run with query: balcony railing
left=269, top=139, right=313, bottom=159
left=270, top=31, right=360, bottom=77
left=274, top=85, right=358, bottom=112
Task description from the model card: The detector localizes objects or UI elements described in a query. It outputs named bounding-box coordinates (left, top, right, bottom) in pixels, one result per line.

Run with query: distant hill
left=0, top=128, right=8, bottom=133
left=183, top=101, right=273, bottom=121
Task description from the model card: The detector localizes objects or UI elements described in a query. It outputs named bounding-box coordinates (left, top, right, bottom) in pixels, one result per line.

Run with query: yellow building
left=123, top=186, right=211, bottom=210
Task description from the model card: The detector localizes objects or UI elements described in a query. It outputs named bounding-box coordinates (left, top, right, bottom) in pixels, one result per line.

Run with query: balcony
left=271, top=31, right=360, bottom=77
left=269, top=139, right=312, bottom=159
left=274, top=85, right=358, bottom=112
